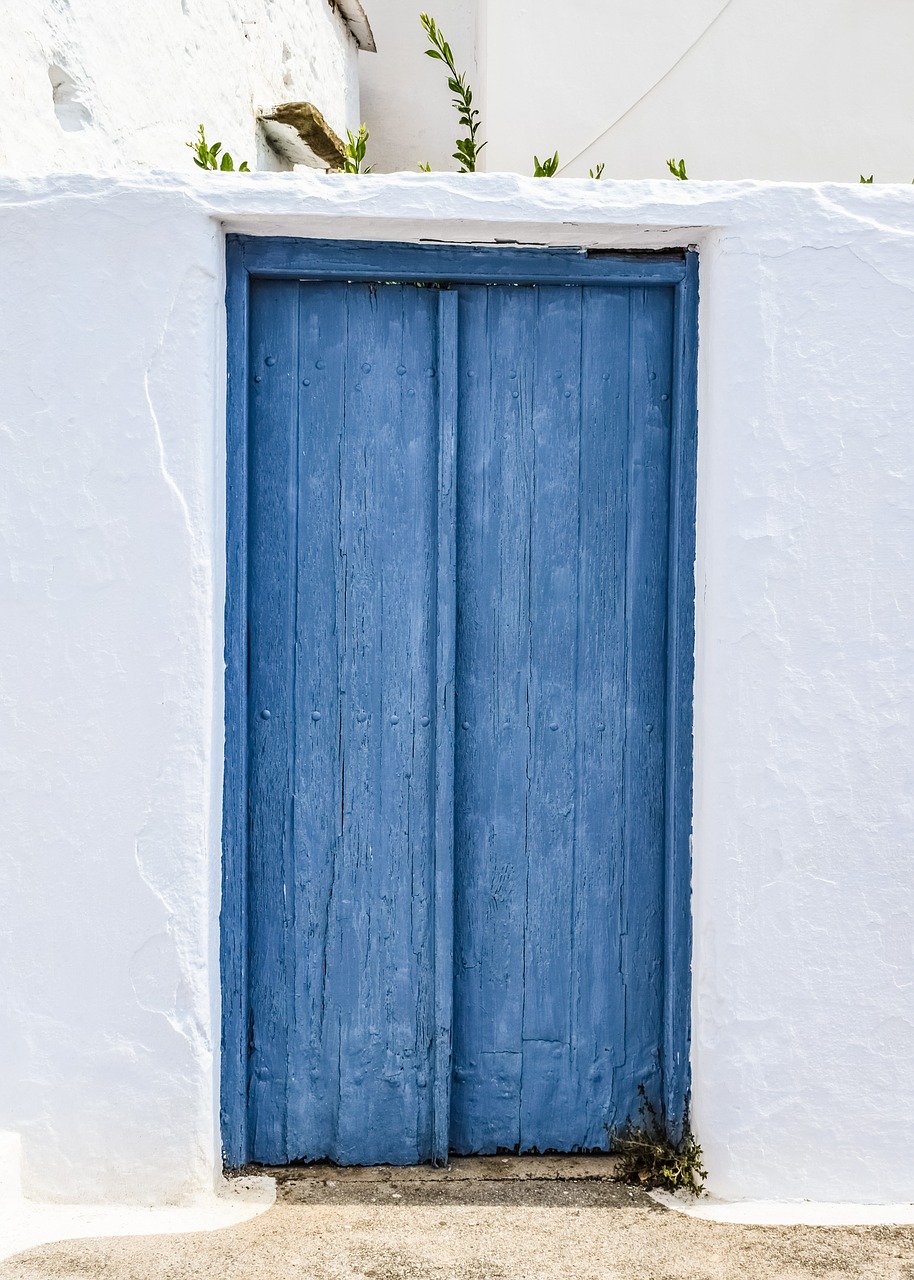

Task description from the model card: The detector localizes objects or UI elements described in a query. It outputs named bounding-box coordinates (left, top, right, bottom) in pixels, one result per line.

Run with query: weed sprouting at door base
left=611, top=1086, right=707, bottom=1196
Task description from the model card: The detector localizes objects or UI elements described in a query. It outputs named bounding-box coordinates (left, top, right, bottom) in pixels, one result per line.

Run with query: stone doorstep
left=252, top=1155, right=623, bottom=1184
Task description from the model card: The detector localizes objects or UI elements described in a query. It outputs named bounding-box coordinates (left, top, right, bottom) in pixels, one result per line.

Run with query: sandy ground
left=1, top=1163, right=912, bottom=1280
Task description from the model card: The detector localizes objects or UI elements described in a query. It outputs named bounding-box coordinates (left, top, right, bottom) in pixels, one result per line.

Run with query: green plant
left=589, top=162, right=606, bottom=179
left=341, top=124, right=372, bottom=173
left=533, top=151, right=560, bottom=177
left=860, top=174, right=874, bottom=183
left=611, top=1087, right=707, bottom=1197
left=418, top=161, right=432, bottom=172
left=187, top=124, right=250, bottom=171
left=667, top=157, right=688, bottom=180
left=420, top=13, right=485, bottom=172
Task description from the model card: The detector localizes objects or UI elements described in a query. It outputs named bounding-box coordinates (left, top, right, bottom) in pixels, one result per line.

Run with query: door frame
left=221, top=235, right=699, bottom=1166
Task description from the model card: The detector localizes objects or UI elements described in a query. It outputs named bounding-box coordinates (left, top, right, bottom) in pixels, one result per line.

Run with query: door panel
left=450, top=284, right=674, bottom=1153
left=247, top=280, right=446, bottom=1164
left=244, top=271, right=679, bottom=1164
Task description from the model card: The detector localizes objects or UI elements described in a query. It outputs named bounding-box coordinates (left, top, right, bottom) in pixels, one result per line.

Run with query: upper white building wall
left=2, top=0, right=364, bottom=173
left=360, top=0, right=914, bottom=182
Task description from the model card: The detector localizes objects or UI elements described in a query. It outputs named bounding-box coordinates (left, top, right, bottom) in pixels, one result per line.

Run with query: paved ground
left=2, top=1160, right=912, bottom=1280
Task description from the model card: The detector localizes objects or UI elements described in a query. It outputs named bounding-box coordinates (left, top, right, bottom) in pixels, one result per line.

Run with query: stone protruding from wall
left=259, top=101, right=346, bottom=169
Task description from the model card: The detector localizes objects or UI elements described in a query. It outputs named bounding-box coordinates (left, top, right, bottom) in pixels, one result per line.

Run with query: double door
left=233, top=252, right=693, bottom=1166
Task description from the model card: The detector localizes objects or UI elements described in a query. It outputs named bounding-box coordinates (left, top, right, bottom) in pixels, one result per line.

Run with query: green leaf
left=239, top=161, right=250, bottom=172
left=666, top=157, right=688, bottom=180
left=220, top=152, right=233, bottom=170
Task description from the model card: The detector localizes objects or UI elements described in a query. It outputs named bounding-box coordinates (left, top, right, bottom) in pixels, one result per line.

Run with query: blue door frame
left=221, top=235, right=699, bottom=1167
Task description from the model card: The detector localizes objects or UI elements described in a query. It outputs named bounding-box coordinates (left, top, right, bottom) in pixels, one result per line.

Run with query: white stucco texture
left=1, top=171, right=913, bottom=1207
left=0, top=1133, right=275, bottom=1263
left=4, top=0, right=360, bottom=173
left=361, top=0, right=914, bottom=182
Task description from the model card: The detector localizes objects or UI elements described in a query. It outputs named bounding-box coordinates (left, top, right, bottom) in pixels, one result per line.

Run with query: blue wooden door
left=246, top=280, right=456, bottom=1165
left=451, top=284, right=672, bottom=1153
left=239, top=260, right=688, bottom=1165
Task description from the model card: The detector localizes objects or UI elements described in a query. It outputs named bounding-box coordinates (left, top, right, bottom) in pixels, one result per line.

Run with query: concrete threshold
left=252, top=1154, right=622, bottom=1185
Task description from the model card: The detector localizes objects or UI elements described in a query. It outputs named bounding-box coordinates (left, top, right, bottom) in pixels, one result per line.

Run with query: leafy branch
left=187, top=124, right=250, bottom=172
left=420, top=13, right=485, bottom=172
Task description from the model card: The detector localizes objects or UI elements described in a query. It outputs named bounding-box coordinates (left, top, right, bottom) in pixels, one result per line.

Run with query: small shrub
left=589, top=162, right=606, bottom=179
left=611, top=1086, right=707, bottom=1196
left=860, top=174, right=874, bottom=183
left=341, top=124, right=372, bottom=173
left=188, top=124, right=250, bottom=171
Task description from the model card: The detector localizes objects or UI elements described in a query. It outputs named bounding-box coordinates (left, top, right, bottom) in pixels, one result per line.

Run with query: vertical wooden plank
left=567, top=284, right=631, bottom=1147
left=451, top=284, right=537, bottom=1152
left=330, top=283, right=439, bottom=1164
left=518, top=285, right=583, bottom=1149
left=284, top=281, right=348, bottom=1159
left=246, top=277, right=300, bottom=1163
left=432, top=290, right=458, bottom=1164
left=663, top=252, right=699, bottom=1140
left=615, top=285, right=676, bottom=1123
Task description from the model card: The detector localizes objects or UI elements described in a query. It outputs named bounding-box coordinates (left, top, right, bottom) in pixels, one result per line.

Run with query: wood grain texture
left=225, top=243, right=697, bottom=1167
left=451, top=283, right=675, bottom=1153
left=221, top=237, right=250, bottom=1166
left=663, top=251, right=699, bottom=1140
left=433, top=291, right=458, bottom=1164
left=233, top=236, right=688, bottom=288
left=246, top=281, right=441, bottom=1164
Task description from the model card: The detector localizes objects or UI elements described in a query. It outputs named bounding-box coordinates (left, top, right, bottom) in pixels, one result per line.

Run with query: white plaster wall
left=2, top=0, right=360, bottom=173
left=361, top=0, right=914, bottom=182
left=1, top=172, right=913, bottom=1205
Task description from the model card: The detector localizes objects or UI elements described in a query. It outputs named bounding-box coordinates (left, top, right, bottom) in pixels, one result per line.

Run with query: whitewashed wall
left=361, top=0, right=914, bottom=182
left=1, top=173, right=913, bottom=1206
left=3, top=0, right=360, bottom=173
